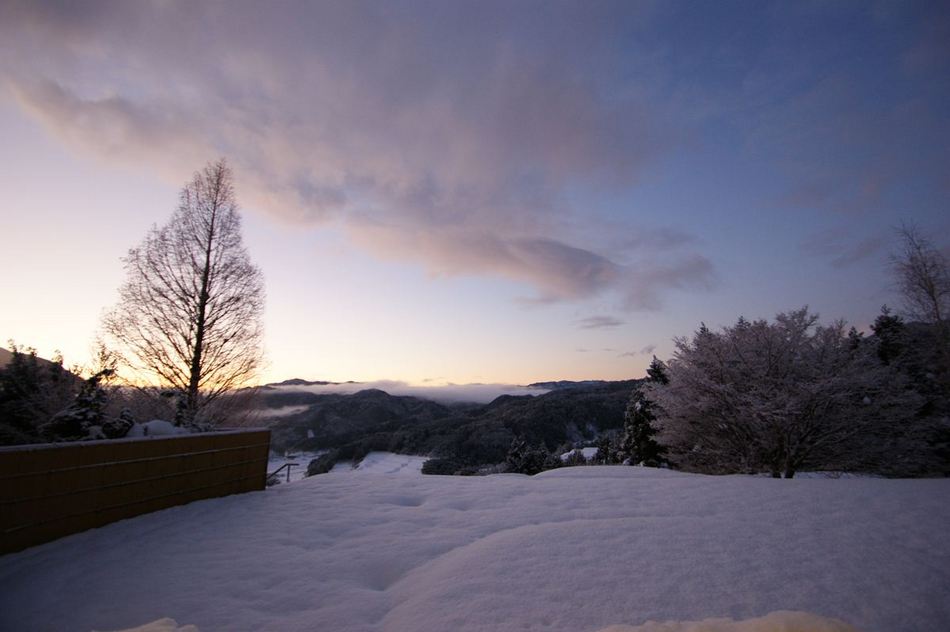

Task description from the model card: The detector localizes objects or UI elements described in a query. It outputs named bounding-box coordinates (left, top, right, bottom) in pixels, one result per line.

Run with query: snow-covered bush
left=648, top=308, right=920, bottom=478
left=306, top=450, right=340, bottom=476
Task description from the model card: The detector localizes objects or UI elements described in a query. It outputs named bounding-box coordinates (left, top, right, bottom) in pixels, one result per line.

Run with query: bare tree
left=103, top=160, right=264, bottom=427
left=892, top=223, right=949, bottom=325
left=647, top=309, right=919, bottom=478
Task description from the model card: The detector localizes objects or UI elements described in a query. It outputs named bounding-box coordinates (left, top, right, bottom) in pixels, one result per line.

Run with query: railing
left=267, top=462, right=299, bottom=484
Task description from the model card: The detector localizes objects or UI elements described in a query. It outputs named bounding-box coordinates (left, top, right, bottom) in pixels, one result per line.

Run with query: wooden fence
left=0, top=429, right=270, bottom=555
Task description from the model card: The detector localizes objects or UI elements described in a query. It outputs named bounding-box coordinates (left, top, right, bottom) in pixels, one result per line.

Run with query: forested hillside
left=261, top=381, right=635, bottom=473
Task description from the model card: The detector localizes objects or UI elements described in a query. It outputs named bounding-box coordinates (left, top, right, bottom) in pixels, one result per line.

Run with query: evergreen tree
left=0, top=343, right=77, bottom=444
left=506, top=438, right=550, bottom=475
left=871, top=305, right=905, bottom=365
left=646, top=355, right=670, bottom=385
left=847, top=326, right=864, bottom=351
left=619, top=357, right=667, bottom=466
left=594, top=435, right=619, bottom=464
left=40, top=368, right=114, bottom=441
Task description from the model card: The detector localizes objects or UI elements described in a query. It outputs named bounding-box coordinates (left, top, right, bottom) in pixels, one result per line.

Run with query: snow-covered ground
left=266, top=450, right=325, bottom=483
left=1, top=462, right=948, bottom=631
left=267, top=451, right=427, bottom=482
left=344, top=451, right=428, bottom=475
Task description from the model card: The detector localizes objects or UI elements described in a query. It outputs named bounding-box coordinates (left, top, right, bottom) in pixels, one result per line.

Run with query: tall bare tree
left=892, top=224, right=949, bottom=326
left=104, top=160, right=264, bottom=427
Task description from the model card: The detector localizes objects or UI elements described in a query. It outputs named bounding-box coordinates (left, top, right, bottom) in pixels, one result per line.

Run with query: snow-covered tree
left=647, top=308, right=920, bottom=478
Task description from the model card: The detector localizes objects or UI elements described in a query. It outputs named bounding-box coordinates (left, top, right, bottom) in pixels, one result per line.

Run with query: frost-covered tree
left=103, top=160, right=264, bottom=427
left=647, top=308, right=920, bottom=478
left=618, top=357, right=667, bottom=467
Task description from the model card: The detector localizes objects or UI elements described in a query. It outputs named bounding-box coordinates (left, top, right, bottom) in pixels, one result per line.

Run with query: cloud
left=622, top=255, right=716, bottom=310
left=576, top=315, right=625, bottom=330
left=0, top=1, right=712, bottom=311
left=619, top=344, right=656, bottom=358
left=800, top=228, right=888, bottom=269
left=619, top=228, right=697, bottom=251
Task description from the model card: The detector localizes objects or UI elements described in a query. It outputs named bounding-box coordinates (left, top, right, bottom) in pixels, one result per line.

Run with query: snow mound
left=536, top=464, right=693, bottom=479
left=597, top=610, right=857, bottom=631
left=97, top=618, right=198, bottom=632
left=125, top=420, right=188, bottom=437
left=3, top=468, right=947, bottom=631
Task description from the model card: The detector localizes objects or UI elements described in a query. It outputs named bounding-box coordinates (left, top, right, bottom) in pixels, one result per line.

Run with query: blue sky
left=1, top=1, right=948, bottom=385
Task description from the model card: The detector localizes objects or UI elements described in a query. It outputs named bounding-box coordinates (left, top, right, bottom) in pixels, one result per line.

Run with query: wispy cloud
left=576, top=315, right=625, bottom=330
left=800, top=228, right=888, bottom=269
left=620, top=344, right=656, bottom=358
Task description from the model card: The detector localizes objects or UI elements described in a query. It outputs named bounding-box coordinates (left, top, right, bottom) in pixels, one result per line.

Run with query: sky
left=1, top=0, right=948, bottom=387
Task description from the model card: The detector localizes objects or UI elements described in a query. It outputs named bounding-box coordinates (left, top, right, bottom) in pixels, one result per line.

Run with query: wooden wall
left=0, top=429, right=270, bottom=554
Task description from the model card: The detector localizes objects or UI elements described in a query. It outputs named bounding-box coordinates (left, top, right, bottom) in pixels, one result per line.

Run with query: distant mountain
left=265, top=378, right=360, bottom=387
left=268, top=378, right=332, bottom=387
left=261, top=379, right=638, bottom=474
left=0, top=347, right=77, bottom=373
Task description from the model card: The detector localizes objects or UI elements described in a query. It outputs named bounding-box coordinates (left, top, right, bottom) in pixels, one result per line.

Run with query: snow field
left=1, top=464, right=948, bottom=631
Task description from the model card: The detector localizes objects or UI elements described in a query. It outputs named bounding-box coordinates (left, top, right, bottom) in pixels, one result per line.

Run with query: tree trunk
left=185, top=197, right=218, bottom=425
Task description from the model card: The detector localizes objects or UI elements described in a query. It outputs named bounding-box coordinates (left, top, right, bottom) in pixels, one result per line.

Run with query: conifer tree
left=40, top=368, right=114, bottom=441
left=0, top=343, right=77, bottom=444
left=619, top=356, right=667, bottom=466
left=871, top=305, right=905, bottom=365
